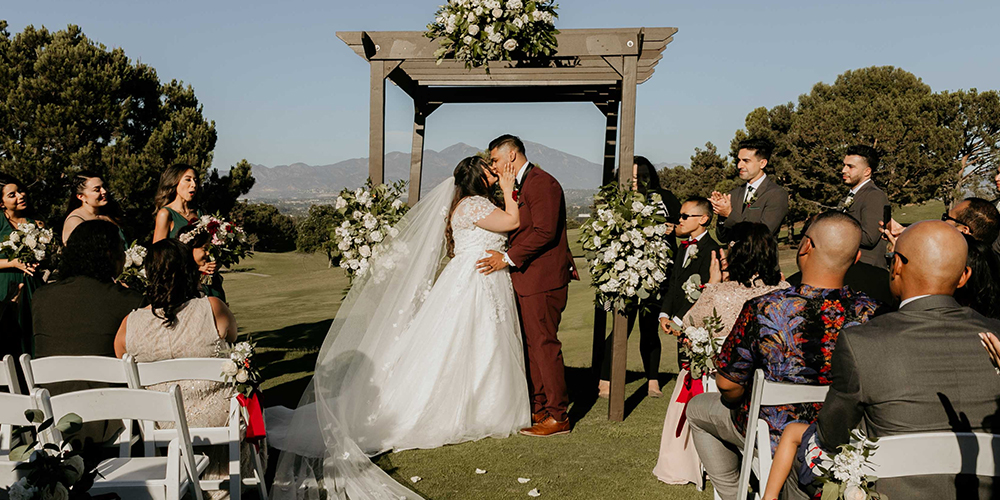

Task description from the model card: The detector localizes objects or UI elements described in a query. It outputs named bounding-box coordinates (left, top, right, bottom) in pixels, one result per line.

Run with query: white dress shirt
left=899, top=294, right=931, bottom=309
left=743, top=173, right=767, bottom=205
left=850, top=178, right=871, bottom=196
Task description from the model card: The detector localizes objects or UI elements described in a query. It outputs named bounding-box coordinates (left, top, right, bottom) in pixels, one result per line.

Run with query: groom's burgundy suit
left=507, top=164, right=573, bottom=422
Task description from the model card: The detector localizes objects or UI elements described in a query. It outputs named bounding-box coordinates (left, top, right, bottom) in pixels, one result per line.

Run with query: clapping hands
left=980, top=332, right=1000, bottom=374
left=710, top=191, right=733, bottom=218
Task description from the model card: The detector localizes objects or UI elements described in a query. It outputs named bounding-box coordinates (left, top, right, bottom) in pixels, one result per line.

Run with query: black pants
left=600, top=306, right=662, bottom=382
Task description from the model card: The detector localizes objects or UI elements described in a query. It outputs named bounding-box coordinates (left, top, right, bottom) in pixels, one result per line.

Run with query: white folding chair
left=0, top=388, right=36, bottom=486
left=871, top=432, right=1000, bottom=478
left=36, top=386, right=209, bottom=500
left=19, top=354, right=138, bottom=457
left=0, top=355, right=24, bottom=455
left=736, top=369, right=830, bottom=500
left=129, top=358, right=268, bottom=500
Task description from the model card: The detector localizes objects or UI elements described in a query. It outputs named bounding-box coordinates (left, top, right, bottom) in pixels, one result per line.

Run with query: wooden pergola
left=337, top=27, right=677, bottom=421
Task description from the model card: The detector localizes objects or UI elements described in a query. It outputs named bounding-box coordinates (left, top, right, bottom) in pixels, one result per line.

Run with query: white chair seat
left=93, top=454, right=210, bottom=484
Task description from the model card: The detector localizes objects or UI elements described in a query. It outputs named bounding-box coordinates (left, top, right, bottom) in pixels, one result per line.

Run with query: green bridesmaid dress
left=0, top=215, right=45, bottom=356
left=164, top=207, right=226, bottom=302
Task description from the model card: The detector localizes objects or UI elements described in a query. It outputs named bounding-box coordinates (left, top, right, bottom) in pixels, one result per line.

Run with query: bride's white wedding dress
left=268, top=179, right=529, bottom=500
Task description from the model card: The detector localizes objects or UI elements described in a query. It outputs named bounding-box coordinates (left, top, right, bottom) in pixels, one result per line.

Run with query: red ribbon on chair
left=674, top=371, right=704, bottom=438
left=236, top=391, right=267, bottom=447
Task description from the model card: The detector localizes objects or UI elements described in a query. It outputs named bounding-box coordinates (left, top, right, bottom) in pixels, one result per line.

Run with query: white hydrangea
left=8, top=477, right=37, bottom=500
left=370, top=230, right=383, bottom=243
left=505, top=0, right=522, bottom=9
left=363, top=213, right=378, bottom=229
left=491, top=7, right=503, bottom=18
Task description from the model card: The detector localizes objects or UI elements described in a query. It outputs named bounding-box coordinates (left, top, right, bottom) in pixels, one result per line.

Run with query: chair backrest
left=871, top=432, right=1000, bottom=478
left=19, top=354, right=132, bottom=390
left=0, top=355, right=22, bottom=394
left=36, top=386, right=203, bottom=500
left=131, top=358, right=228, bottom=387
left=0, top=391, right=36, bottom=454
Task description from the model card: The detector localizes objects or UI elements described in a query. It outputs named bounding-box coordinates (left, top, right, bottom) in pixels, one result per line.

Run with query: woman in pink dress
left=653, top=222, right=788, bottom=487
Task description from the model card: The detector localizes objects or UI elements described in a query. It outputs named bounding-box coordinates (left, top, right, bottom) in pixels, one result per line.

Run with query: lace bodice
left=451, top=196, right=507, bottom=256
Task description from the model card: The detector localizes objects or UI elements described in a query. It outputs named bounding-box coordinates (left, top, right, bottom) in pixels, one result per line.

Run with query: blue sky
left=5, top=0, right=999, bottom=171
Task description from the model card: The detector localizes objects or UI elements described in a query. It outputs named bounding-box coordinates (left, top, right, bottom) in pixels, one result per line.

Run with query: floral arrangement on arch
left=425, top=0, right=559, bottom=71
left=179, top=214, right=253, bottom=271
left=1, top=222, right=56, bottom=265
left=579, top=182, right=673, bottom=313
left=117, top=241, right=148, bottom=292
left=328, top=179, right=409, bottom=284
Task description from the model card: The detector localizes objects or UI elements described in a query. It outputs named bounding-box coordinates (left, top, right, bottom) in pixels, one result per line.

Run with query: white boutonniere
left=840, top=194, right=855, bottom=211
left=684, top=245, right=699, bottom=267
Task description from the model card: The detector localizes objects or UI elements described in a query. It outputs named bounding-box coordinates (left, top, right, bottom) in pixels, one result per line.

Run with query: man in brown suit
left=477, top=134, right=575, bottom=437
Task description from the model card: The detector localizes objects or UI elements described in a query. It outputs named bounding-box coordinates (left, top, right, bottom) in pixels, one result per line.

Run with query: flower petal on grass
left=528, top=488, right=541, bottom=497
left=517, top=478, right=531, bottom=484
left=410, top=476, right=422, bottom=483
left=475, top=468, right=487, bottom=474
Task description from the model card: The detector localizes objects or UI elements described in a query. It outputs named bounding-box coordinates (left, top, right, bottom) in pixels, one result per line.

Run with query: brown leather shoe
left=531, top=411, right=548, bottom=424
left=519, top=416, right=571, bottom=437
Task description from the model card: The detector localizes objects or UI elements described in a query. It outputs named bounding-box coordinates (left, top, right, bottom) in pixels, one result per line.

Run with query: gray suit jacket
left=717, top=175, right=789, bottom=242
left=814, top=295, right=1000, bottom=500
left=843, top=181, right=890, bottom=269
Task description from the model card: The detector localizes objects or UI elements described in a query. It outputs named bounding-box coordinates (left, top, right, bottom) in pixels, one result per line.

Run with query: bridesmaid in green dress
left=153, top=164, right=224, bottom=300
left=62, top=171, right=127, bottom=245
left=0, top=174, right=46, bottom=356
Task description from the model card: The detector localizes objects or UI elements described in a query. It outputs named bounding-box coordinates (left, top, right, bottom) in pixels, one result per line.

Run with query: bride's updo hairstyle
left=144, top=238, right=202, bottom=328
left=446, top=155, right=494, bottom=258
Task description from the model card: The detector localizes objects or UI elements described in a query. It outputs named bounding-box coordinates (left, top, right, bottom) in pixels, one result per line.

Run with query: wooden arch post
left=340, top=27, right=677, bottom=421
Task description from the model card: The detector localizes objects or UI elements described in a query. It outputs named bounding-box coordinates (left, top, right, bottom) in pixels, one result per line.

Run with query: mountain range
left=245, top=141, right=686, bottom=200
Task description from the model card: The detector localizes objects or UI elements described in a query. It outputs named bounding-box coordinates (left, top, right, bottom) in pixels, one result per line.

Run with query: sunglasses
left=941, top=213, right=966, bottom=226
left=678, top=213, right=705, bottom=220
left=887, top=250, right=909, bottom=265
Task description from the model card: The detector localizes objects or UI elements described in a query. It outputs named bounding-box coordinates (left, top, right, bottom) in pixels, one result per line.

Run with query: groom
left=477, top=134, right=575, bottom=437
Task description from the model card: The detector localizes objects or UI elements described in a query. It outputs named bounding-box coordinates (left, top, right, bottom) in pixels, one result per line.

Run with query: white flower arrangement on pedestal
left=425, top=0, right=559, bottom=71
left=327, top=179, right=410, bottom=285
left=579, top=182, right=673, bottom=313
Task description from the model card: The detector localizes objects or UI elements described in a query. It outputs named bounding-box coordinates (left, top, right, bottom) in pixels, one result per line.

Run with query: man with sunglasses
left=941, top=197, right=1000, bottom=249
left=657, top=197, right=723, bottom=338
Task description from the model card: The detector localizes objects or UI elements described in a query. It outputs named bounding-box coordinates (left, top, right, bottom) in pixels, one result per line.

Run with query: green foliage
left=296, top=204, right=339, bottom=263
left=658, top=142, right=734, bottom=202
left=6, top=411, right=96, bottom=500
left=229, top=201, right=297, bottom=252
left=425, top=0, right=559, bottom=71
left=937, top=88, right=1000, bottom=199
left=202, top=160, right=257, bottom=217
left=0, top=22, right=219, bottom=241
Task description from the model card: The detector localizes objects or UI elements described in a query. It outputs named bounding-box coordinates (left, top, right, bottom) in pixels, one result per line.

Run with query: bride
left=268, top=156, right=530, bottom=500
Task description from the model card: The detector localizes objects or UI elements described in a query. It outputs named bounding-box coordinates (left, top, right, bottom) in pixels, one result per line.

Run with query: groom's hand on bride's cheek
left=476, top=250, right=508, bottom=275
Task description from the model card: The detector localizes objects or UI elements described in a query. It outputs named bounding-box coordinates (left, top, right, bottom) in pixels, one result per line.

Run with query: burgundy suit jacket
left=507, top=165, right=573, bottom=296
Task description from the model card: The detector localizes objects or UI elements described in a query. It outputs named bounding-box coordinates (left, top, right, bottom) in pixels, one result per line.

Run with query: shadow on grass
left=565, top=367, right=677, bottom=424
left=250, top=318, right=333, bottom=350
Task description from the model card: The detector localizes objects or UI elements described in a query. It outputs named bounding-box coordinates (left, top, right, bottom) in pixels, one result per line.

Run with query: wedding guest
left=956, top=234, right=1000, bottom=319
left=839, top=145, right=890, bottom=269
left=803, top=221, right=1000, bottom=500
left=114, top=239, right=250, bottom=492
left=61, top=171, right=124, bottom=245
left=941, top=197, right=1000, bottom=244
left=0, top=174, right=46, bottom=356
left=658, top=197, right=724, bottom=338
left=652, top=222, right=788, bottom=487
left=33, top=220, right=142, bottom=449
left=152, top=164, right=202, bottom=243
left=178, top=224, right=226, bottom=302
left=596, top=156, right=680, bottom=399
left=686, top=211, right=880, bottom=500
left=710, top=138, right=789, bottom=242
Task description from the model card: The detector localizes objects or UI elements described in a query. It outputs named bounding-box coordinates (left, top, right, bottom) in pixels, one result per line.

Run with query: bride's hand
left=499, top=161, right=516, bottom=194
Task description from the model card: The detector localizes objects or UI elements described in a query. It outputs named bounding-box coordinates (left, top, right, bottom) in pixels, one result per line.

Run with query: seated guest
left=803, top=221, right=1000, bottom=500
left=32, top=219, right=144, bottom=450
left=685, top=211, right=881, bottom=500
left=653, top=222, right=788, bottom=487
left=956, top=234, right=1000, bottom=319
left=113, top=239, right=250, bottom=488
left=883, top=196, right=1000, bottom=249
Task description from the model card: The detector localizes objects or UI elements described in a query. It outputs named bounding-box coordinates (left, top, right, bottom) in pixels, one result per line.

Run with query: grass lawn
left=224, top=200, right=945, bottom=499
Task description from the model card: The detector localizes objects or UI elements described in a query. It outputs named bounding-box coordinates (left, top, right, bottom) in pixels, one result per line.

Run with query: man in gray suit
left=710, top=138, right=789, bottom=242
left=804, top=221, right=1000, bottom=500
left=839, top=145, right=890, bottom=269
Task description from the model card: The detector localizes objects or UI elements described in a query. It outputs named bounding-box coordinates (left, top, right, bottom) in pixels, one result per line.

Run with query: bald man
left=686, top=212, right=881, bottom=500
left=800, top=221, right=1000, bottom=500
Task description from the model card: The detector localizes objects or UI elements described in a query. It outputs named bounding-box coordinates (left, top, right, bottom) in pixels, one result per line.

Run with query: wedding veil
left=268, top=177, right=457, bottom=500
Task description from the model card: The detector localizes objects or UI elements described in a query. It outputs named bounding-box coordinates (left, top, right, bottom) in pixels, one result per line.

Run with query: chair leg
left=230, top=436, right=241, bottom=500
left=251, top=447, right=268, bottom=500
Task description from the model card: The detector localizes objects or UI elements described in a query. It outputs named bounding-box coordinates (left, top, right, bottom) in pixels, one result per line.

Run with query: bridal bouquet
left=117, top=241, right=148, bottom=292
left=0, top=222, right=56, bottom=265
left=4, top=411, right=100, bottom=500
left=580, top=182, right=673, bottom=313
left=679, top=309, right=726, bottom=378
left=179, top=214, right=253, bottom=269
left=425, top=0, right=559, bottom=70
left=328, top=179, right=409, bottom=284
left=809, top=428, right=882, bottom=500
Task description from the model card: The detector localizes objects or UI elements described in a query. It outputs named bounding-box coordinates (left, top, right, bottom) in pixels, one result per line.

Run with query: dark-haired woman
left=597, top=156, right=682, bottom=399
left=113, top=239, right=246, bottom=494
left=152, top=164, right=203, bottom=242
left=178, top=224, right=226, bottom=302
left=62, top=171, right=124, bottom=245
left=652, top=222, right=788, bottom=487
left=0, top=175, right=46, bottom=356
left=956, top=234, right=1000, bottom=319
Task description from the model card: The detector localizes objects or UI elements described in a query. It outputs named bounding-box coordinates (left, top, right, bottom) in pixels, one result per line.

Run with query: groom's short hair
left=489, top=134, right=526, bottom=156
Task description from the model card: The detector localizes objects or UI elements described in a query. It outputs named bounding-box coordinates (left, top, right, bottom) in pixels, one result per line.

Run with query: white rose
left=643, top=226, right=655, bottom=237
left=844, top=485, right=866, bottom=500
left=236, top=370, right=249, bottom=383
left=475, top=6, right=484, bottom=15
left=222, top=360, right=239, bottom=376
left=614, top=260, right=626, bottom=271
left=446, top=23, right=456, bottom=34
left=338, top=240, right=351, bottom=251
left=641, top=206, right=654, bottom=217
left=492, top=7, right=503, bottom=18
left=464, top=35, right=473, bottom=44
left=360, top=245, right=372, bottom=258
left=370, top=230, right=383, bottom=242
left=467, top=11, right=477, bottom=22
left=532, top=9, right=543, bottom=21
left=38, top=232, right=52, bottom=244
left=352, top=210, right=363, bottom=220
left=513, top=17, right=524, bottom=28
left=363, top=213, right=378, bottom=229
left=335, top=196, right=347, bottom=209
left=392, top=199, right=404, bottom=209
left=505, top=0, right=522, bottom=9
left=489, top=33, right=503, bottom=43
left=503, top=39, right=517, bottom=51
left=34, top=249, right=45, bottom=261
left=542, top=11, right=553, bottom=23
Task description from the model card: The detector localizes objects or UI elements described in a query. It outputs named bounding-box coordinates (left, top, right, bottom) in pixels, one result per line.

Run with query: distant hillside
left=245, top=141, right=616, bottom=200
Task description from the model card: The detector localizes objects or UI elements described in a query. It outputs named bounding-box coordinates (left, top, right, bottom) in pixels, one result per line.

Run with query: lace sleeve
left=452, top=196, right=498, bottom=230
